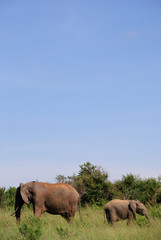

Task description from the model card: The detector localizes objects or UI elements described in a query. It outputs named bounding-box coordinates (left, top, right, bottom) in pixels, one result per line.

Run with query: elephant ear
left=20, top=183, right=31, bottom=204
left=129, top=200, right=137, bottom=215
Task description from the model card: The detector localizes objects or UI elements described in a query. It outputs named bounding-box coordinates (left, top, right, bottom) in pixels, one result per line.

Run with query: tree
left=55, top=175, right=67, bottom=183
left=68, top=162, right=111, bottom=205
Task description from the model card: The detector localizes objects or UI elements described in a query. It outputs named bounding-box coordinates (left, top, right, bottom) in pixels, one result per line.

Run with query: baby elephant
left=104, top=199, right=151, bottom=226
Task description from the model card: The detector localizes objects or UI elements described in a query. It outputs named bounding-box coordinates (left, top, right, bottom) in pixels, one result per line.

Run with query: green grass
left=0, top=205, right=161, bottom=240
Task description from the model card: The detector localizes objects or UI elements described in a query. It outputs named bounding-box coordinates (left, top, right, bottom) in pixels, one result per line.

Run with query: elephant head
left=129, top=200, right=151, bottom=223
left=19, top=183, right=32, bottom=204
left=11, top=182, right=33, bottom=223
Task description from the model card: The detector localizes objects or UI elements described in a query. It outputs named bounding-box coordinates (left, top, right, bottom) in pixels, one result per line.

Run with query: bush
left=150, top=205, right=161, bottom=219
left=113, top=174, right=138, bottom=200
left=18, top=215, right=42, bottom=240
left=4, top=187, right=16, bottom=206
left=113, top=174, right=161, bottom=204
left=0, top=187, right=5, bottom=207
left=56, top=226, right=71, bottom=239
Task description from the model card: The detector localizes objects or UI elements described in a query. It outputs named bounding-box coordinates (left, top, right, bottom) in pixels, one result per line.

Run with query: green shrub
left=136, top=215, right=150, bottom=227
left=135, top=178, right=160, bottom=204
left=113, top=174, right=161, bottom=204
left=113, top=174, right=138, bottom=200
left=18, top=215, right=42, bottom=240
left=56, top=226, right=71, bottom=239
left=68, top=162, right=111, bottom=206
left=0, top=188, right=5, bottom=207
left=150, top=205, right=161, bottom=219
left=4, top=187, right=16, bottom=206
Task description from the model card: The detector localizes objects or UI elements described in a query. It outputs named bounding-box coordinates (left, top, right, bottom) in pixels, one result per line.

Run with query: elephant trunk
left=145, top=213, right=151, bottom=223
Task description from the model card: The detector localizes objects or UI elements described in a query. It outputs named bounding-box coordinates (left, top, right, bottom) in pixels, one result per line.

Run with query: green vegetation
left=0, top=162, right=161, bottom=239
left=0, top=205, right=161, bottom=240
left=0, top=187, right=16, bottom=208
left=0, top=162, right=161, bottom=208
left=56, top=162, right=161, bottom=205
left=18, top=215, right=42, bottom=240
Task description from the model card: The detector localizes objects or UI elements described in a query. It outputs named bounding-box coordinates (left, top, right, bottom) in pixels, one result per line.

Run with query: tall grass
left=0, top=205, right=161, bottom=240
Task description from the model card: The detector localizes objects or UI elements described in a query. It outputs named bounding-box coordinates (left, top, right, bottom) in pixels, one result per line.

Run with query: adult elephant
left=104, top=199, right=151, bottom=226
left=11, top=181, right=80, bottom=223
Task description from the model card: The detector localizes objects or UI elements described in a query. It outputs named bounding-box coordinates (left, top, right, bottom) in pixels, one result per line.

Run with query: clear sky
left=0, top=1, right=161, bottom=188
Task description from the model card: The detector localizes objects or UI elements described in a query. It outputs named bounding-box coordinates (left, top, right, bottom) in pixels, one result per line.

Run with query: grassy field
left=0, top=205, right=161, bottom=240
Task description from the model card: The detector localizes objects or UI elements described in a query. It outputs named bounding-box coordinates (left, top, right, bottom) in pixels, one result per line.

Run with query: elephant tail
left=11, top=207, right=18, bottom=217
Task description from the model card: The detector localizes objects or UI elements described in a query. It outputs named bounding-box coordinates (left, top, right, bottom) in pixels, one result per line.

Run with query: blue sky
left=0, top=1, right=161, bottom=188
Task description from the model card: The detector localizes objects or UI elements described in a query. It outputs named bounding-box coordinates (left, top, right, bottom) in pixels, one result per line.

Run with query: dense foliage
left=112, top=174, right=161, bottom=204
left=0, top=187, right=16, bottom=208
left=0, top=162, right=161, bottom=207
left=55, top=162, right=161, bottom=206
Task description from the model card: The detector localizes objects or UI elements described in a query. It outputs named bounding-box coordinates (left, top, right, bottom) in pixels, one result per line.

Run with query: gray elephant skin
left=12, top=181, right=80, bottom=223
left=104, top=199, right=151, bottom=225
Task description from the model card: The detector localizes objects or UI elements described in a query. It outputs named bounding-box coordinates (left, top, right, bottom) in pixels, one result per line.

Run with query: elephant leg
left=34, top=208, right=42, bottom=219
left=61, top=213, right=72, bottom=223
left=127, top=212, right=134, bottom=225
left=105, top=211, right=112, bottom=225
left=127, top=218, right=133, bottom=225
left=111, top=220, right=116, bottom=227
left=107, top=215, right=116, bottom=226
left=110, top=212, right=117, bottom=227
left=106, top=217, right=113, bottom=226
